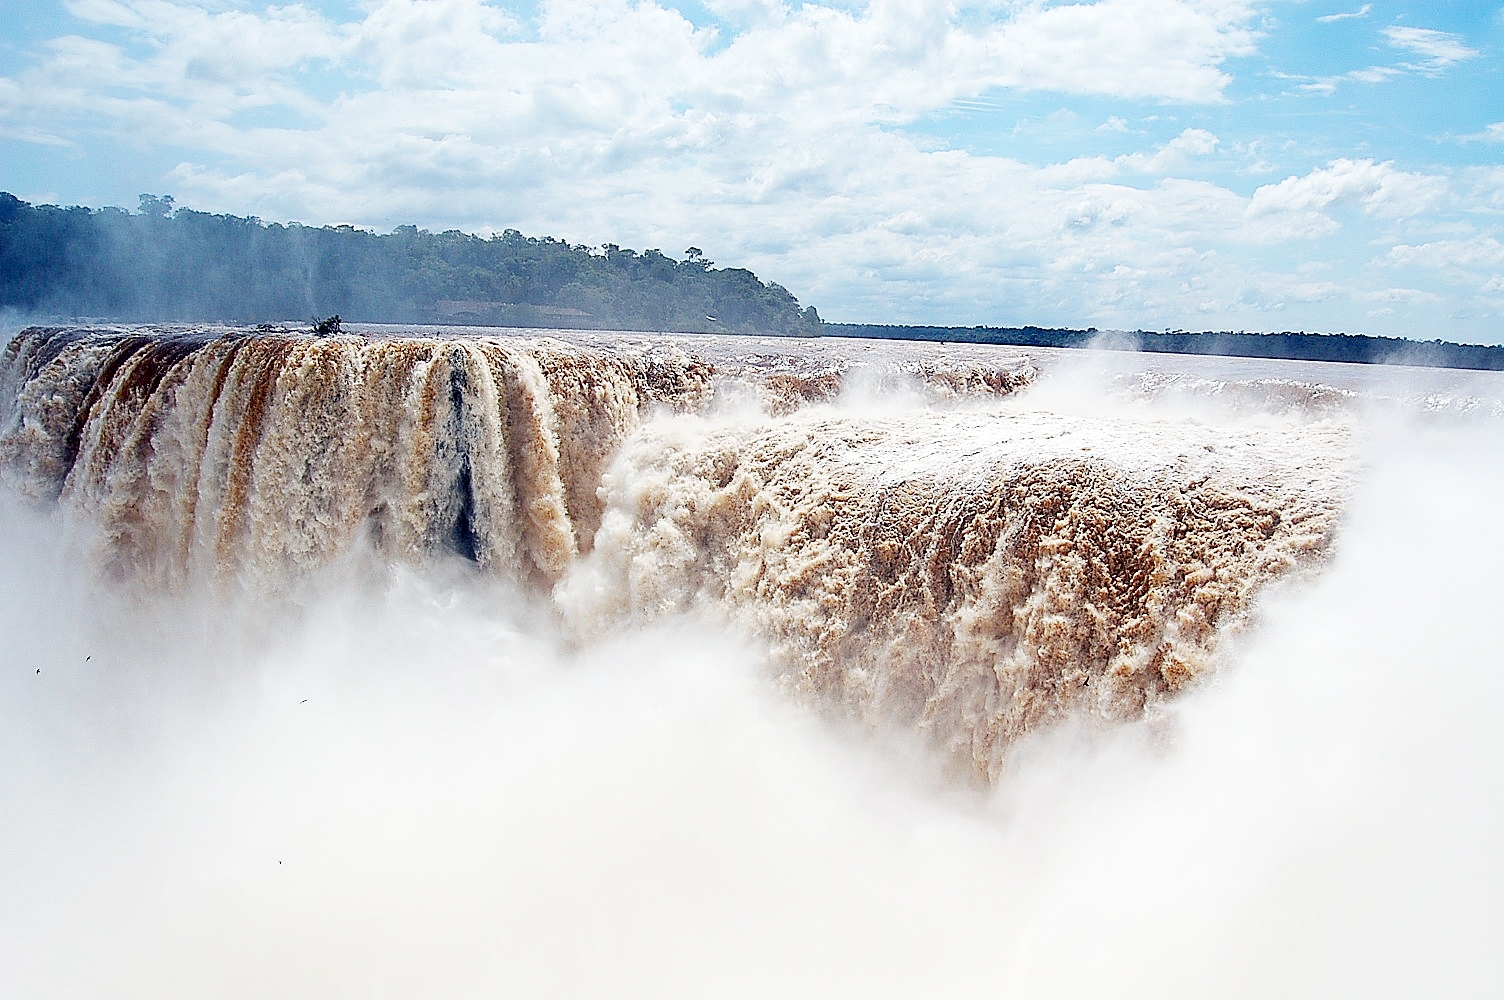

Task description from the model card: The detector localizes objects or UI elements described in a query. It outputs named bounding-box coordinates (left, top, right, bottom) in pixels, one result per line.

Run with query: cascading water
left=2, top=325, right=1350, bottom=775
left=2, top=323, right=1500, bottom=998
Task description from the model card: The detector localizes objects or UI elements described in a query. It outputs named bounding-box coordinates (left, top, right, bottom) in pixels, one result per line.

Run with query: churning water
left=1, top=325, right=1500, bottom=997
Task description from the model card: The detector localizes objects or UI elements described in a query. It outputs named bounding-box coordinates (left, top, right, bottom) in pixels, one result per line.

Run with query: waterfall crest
left=0, top=325, right=1352, bottom=774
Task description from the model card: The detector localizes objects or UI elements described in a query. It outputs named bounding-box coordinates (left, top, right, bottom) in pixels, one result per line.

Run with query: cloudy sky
left=1, top=1, right=1501, bottom=341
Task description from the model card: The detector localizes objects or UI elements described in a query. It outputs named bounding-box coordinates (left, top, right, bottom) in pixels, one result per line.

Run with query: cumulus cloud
left=2, top=0, right=1502, bottom=339
left=1383, top=237, right=1504, bottom=315
left=976, top=0, right=1259, bottom=103
left=0, top=0, right=1266, bottom=249
left=6, top=1, right=1261, bottom=147
left=65, top=0, right=348, bottom=97
left=1124, top=127, right=1220, bottom=172
left=1245, top=159, right=1449, bottom=240
left=1057, top=127, right=1224, bottom=180
left=1386, top=237, right=1504, bottom=306
left=1388, top=237, right=1504, bottom=271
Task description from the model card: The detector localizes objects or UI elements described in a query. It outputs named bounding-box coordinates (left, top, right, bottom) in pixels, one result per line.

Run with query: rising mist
left=1, top=325, right=1500, bottom=997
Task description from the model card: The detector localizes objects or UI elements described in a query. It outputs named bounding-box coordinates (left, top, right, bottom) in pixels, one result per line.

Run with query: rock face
left=0, top=325, right=1352, bottom=777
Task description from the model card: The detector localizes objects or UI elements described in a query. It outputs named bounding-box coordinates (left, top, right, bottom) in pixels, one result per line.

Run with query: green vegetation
left=0, top=193, right=821, bottom=337
left=826, top=324, right=1504, bottom=372
left=5, top=191, right=1496, bottom=370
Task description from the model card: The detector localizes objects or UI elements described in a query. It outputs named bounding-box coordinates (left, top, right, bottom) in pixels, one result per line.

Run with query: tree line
left=0, top=193, right=822, bottom=337
left=826, top=324, right=1504, bottom=372
left=5, top=191, right=1496, bottom=370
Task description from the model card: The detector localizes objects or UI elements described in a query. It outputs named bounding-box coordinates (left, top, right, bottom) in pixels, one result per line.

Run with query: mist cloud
left=2, top=341, right=1501, bottom=996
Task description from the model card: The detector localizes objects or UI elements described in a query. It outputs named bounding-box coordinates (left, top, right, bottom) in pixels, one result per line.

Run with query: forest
left=826, top=324, right=1504, bottom=372
left=0, top=193, right=821, bottom=337
left=4, top=192, right=1499, bottom=370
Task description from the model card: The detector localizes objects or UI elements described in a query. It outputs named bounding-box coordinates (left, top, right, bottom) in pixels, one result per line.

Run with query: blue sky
left=1, top=1, right=1501, bottom=342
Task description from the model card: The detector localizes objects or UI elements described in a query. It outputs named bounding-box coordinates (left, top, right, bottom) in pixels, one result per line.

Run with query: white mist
left=1, top=346, right=1501, bottom=998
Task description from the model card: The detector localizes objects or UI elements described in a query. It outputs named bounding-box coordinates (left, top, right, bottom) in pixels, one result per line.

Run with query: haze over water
left=1, top=325, right=1500, bottom=997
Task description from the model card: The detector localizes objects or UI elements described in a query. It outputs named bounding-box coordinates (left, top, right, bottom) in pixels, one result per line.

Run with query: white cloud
left=1364, top=286, right=1442, bottom=305
left=1387, top=237, right=1504, bottom=272
left=1316, top=4, right=1371, bottom=24
left=1045, top=128, right=1224, bottom=184
left=975, top=0, right=1260, bottom=103
left=0, top=0, right=1268, bottom=237
left=1281, top=63, right=1402, bottom=95
left=1383, top=25, right=1478, bottom=74
left=1283, top=22, right=1476, bottom=95
left=4, top=0, right=1504, bottom=338
left=1245, top=159, right=1449, bottom=239
left=62, top=0, right=146, bottom=29
left=1163, top=127, right=1220, bottom=157
left=1118, top=127, right=1221, bottom=173
left=355, top=0, right=522, bottom=88
left=1460, top=122, right=1504, bottom=144
left=1382, top=237, right=1504, bottom=316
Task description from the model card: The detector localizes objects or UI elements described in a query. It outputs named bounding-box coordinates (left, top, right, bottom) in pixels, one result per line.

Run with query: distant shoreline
left=12, top=317, right=1502, bottom=374
left=823, top=323, right=1504, bottom=373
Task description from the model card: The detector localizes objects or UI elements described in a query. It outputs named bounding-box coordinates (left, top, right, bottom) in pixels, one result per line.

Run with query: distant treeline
left=0, top=193, right=821, bottom=336
left=826, top=324, right=1504, bottom=372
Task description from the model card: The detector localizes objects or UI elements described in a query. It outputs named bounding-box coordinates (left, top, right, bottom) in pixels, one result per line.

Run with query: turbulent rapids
left=0, top=324, right=1353, bottom=776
